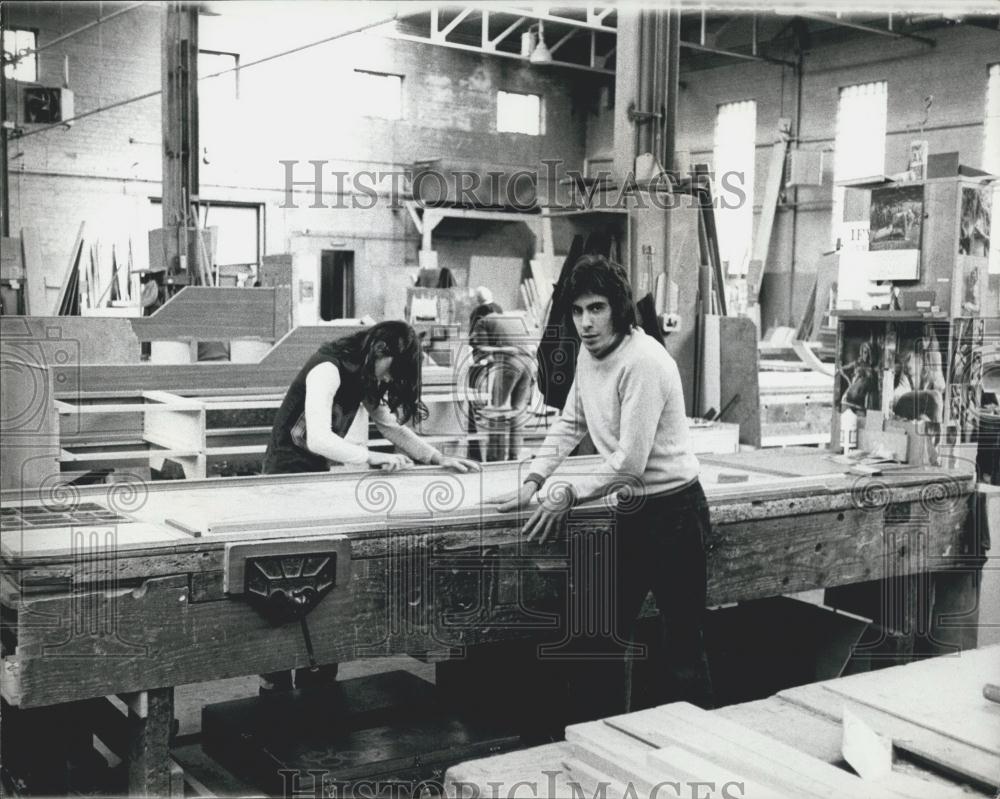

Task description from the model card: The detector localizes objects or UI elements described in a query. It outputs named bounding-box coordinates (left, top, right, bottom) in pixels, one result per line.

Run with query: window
left=198, top=50, right=239, bottom=163
left=831, top=81, right=888, bottom=248
left=352, top=70, right=402, bottom=120
left=984, top=64, right=1000, bottom=175
left=713, top=100, right=757, bottom=275
left=146, top=199, right=261, bottom=273
left=984, top=64, right=1000, bottom=276
left=3, top=28, right=37, bottom=82
left=497, top=90, right=541, bottom=135
left=199, top=50, right=239, bottom=99
left=196, top=203, right=260, bottom=268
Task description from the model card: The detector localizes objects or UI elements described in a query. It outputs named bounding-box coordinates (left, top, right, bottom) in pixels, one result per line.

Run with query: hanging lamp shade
left=529, top=22, right=553, bottom=64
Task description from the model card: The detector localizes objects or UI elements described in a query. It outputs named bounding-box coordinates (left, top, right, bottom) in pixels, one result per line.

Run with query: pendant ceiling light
left=529, top=22, right=553, bottom=65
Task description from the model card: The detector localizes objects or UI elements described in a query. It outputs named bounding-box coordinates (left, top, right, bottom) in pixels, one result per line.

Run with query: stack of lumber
left=520, top=257, right=554, bottom=330
left=53, top=222, right=142, bottom=316
left=445, top=646, right=999, bottom=799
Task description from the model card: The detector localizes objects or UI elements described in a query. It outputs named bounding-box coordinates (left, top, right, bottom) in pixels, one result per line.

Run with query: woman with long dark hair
left=260, top=320, right=478, bottom=693
left=264, top=320, right=478, bottom=475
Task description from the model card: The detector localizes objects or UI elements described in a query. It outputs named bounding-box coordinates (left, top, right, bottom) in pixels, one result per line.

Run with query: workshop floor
left=169, top=656, right=440, bottom=796
left=173, top=655, right=436, bottom=737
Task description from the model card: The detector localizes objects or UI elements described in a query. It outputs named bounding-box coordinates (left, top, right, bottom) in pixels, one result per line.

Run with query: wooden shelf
left=60, top=446, right=201, bottom=462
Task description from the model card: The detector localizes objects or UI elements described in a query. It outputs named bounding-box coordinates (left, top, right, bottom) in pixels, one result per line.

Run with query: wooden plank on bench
left=816, top=647, right=1000, bottom=756
left=564, top=720, right=675, bottom=794
left=648, top=745, right=788, bottom=799
left=779, top=672, right=1000, bottom=791
left=608, top=703, right=905, bottom=799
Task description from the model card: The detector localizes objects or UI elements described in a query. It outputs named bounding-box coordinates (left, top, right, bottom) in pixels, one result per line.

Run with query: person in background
left=469, top=286, right=502, bottom=331
left=465, top=287, right=504, bottom=460
left=261, top=320, right=479, bottom=692
left=469, top=309, right=537, bottom=460
left=489, top=254, right=714, bottom=722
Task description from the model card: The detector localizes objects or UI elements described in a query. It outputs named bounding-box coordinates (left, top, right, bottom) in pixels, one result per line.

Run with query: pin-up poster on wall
left=959, top=185, right=991, bottom=258
left=869, top=184, right=924, bottom=252
left=952, top=256, right=984, bottom=317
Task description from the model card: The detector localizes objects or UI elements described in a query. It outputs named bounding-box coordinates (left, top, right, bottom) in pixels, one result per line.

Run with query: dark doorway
left=319, top=250, right=355, bottom=321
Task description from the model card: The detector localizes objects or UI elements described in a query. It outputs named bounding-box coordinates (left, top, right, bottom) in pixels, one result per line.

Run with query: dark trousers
left=562, top=479, right=714, bottom=722
left=467, top=361, right=534, bottom=461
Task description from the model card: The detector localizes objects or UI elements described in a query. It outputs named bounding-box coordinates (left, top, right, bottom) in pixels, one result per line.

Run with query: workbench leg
left=916, top=564, right=985, bottom=656
left=124, top=688, right=175, bottom=797
left=919, top=491, right=988, bottom=655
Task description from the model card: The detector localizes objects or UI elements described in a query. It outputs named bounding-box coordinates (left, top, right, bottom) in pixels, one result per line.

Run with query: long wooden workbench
left=0, top=450, right=983, bottom=794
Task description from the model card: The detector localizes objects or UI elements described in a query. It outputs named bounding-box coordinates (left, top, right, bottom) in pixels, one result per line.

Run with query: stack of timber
left=445, top=645, right=999, bottom=798
left=52, top=222, right=142, bottom=316
left=520, top=257, right=555, bottom=330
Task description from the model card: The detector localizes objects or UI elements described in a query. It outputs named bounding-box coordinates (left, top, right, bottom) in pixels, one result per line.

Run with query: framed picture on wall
left=869, top=184, right=924, bottom=251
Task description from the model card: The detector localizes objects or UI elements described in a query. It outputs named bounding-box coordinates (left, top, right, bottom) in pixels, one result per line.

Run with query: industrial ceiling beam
left=489, top=5, right=617, bottom=32
left=436, top=7, right=474, bottom=41
left=796, top=13, right=936, bottom=45
left=489, top=15, right=526, bottom=48
left=394, top=6, right=617, bottom=74
left=549, top=28, right=578, bottom=55
left=398, top=5, right=849, bottom=74
left=680, top=40, right=796, bottom=67
left=389, top=31, right=615, bottom=76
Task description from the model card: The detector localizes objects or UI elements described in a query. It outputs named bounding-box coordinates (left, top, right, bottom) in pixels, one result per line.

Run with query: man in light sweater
left=493, top=254, right=713, bottom=718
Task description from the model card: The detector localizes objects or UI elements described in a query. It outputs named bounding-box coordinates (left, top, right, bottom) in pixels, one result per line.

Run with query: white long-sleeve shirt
left=528, top=328, right=699, bottom=502
left=302, top=362, right=437, bottom=466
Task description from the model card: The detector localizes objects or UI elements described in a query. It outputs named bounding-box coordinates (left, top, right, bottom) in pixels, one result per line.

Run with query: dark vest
left=262, top=343, right=366, bottom=474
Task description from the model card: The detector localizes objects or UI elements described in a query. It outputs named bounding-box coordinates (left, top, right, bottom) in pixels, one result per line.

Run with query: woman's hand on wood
left=368, top=452, right=414, bottom=471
